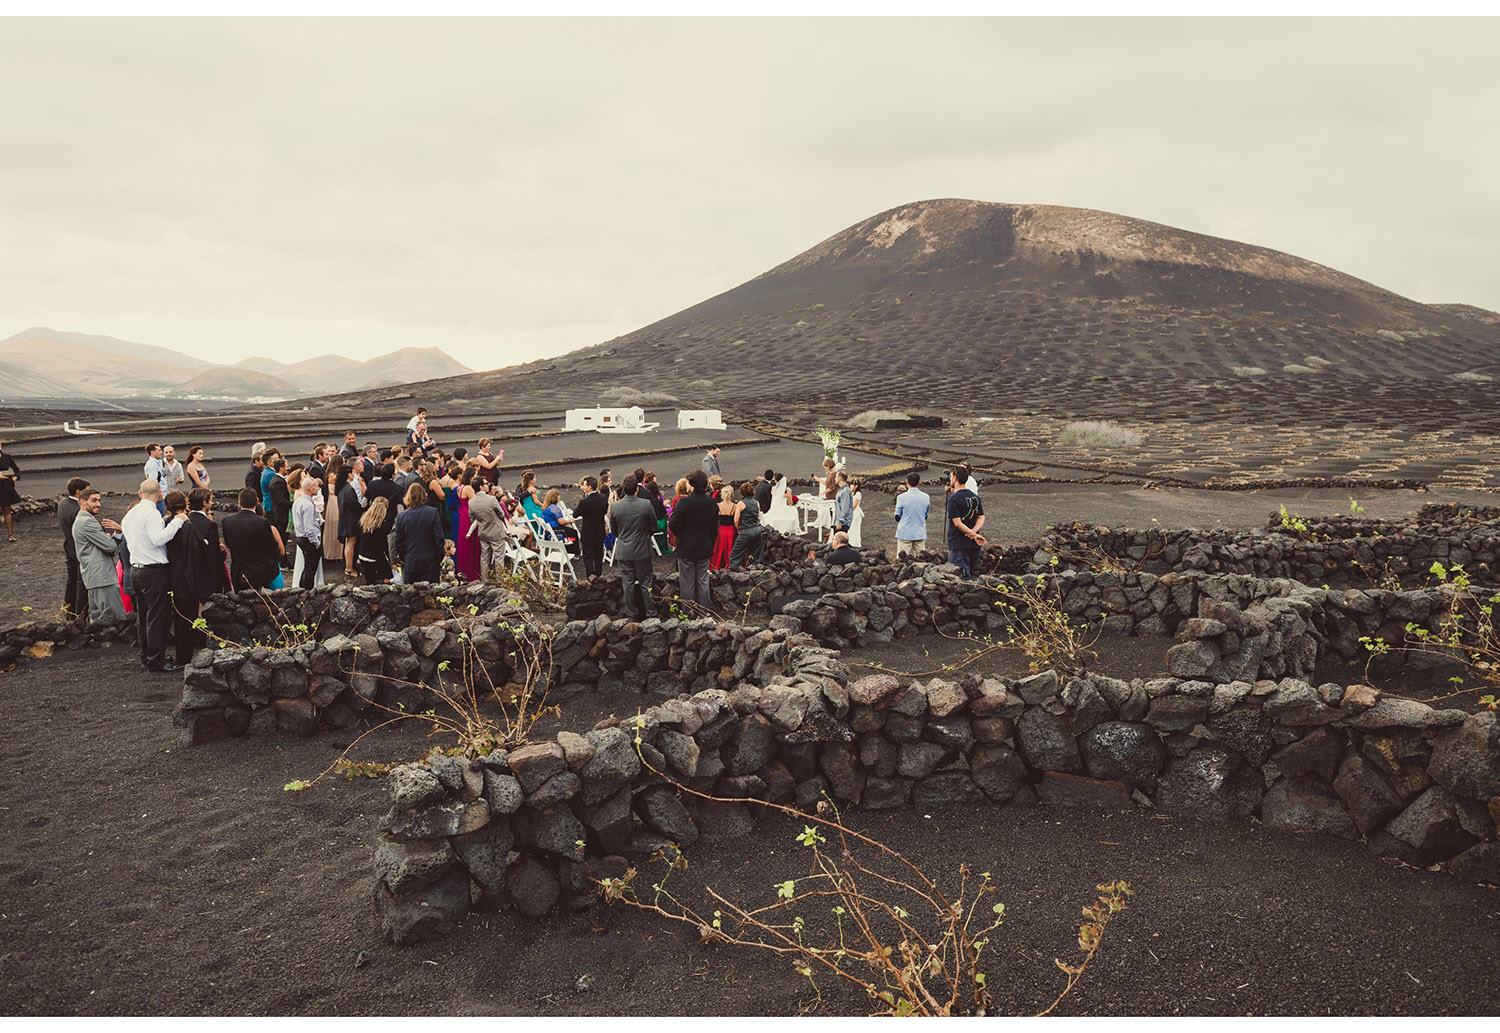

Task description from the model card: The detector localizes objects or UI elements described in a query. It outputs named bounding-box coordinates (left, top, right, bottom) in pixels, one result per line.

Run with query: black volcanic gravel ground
left=1, top=643, right=1498, bottom=1016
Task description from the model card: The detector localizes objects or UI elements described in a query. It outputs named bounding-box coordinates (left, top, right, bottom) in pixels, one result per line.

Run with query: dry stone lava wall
left=373, top=650, right=1500, bottom=945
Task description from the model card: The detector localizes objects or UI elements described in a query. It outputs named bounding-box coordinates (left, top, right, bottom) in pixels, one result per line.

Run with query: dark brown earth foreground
left=2, top=642, right=1498, bottom=1017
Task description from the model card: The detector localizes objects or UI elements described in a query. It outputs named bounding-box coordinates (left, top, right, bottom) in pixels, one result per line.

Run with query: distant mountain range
left=0, top=328, right=472, bottom=402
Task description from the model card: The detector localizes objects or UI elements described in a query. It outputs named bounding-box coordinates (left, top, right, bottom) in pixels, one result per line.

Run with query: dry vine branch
left=284, top=605, right=564, bottom=790
left=599, top=736, right=1131, bottom=1016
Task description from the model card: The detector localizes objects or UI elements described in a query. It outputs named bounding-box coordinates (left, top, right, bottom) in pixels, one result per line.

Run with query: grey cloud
left=0, top=17, right=1496, bottom=374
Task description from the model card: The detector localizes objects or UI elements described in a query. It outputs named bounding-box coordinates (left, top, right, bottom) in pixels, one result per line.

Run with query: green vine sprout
left=598, top=736, right=1131, bottom=1016
left=281, top=605, right=563, bottom=792
left=1361, top=561, right=1500, bottom=706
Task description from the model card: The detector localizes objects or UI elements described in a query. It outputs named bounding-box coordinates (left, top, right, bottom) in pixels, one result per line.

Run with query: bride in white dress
left=763, top=475, right=800, bottom=534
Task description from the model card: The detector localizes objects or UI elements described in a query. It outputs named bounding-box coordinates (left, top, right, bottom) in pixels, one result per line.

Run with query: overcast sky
left=2, top=17, right=1496, bottom=374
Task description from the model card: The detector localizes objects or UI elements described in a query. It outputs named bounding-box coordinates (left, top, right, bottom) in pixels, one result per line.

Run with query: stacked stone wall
left=373, top=654, right=1500, bottom=945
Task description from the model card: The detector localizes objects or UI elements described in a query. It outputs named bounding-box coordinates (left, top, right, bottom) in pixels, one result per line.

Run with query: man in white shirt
left=291, top=476, right=324, bottom=589
left=160, top=444, right=186, bottom=489
left=122, top=479, right=190, bottom=672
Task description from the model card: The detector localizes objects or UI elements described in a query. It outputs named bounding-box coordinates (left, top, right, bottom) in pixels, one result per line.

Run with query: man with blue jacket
left=894, top=472, right=930, bottom=557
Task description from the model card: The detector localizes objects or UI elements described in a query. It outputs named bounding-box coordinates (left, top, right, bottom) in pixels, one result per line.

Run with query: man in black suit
left=307, top=443, right=328, bottom=493
left=245, top=444, right=266, bottom=495
left=223, top=487, right=283, bottom=590
left=267, top=456, right=292, bottom=566
left=59, top=477, right=91, bottom=618
left=393, top=482, right=449, bottom=584
left=574, top=475, right=609, bottom=578
left=668, top=469, right=718, bottom=609
left=365, top=463, right=403, bottom=536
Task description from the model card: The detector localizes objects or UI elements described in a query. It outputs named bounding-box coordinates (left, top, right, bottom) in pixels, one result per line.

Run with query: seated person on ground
left=810, top=531, right=861, bottom=567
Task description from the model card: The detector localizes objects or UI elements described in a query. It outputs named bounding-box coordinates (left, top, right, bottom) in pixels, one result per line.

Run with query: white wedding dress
left=848, top=490, right=863, bottom=548
left=763, top=477, right=800, bottom=534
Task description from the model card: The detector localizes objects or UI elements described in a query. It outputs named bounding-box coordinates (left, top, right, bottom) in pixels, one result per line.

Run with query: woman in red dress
left=710, top=485, right=737, bottom=570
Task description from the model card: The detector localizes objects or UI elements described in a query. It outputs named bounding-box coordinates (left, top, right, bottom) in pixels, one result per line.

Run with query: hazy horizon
left=3, top=17, right=1497, bottom=374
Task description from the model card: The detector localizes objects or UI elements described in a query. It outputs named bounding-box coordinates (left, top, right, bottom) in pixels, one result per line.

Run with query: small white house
left=676, top=409, right=726, bottom=431
left=563, top=406, right=660, bottom=433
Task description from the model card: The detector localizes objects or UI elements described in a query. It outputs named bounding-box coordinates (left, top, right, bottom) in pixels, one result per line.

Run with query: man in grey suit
left=72, top=488, right=125, bottom=623
left=701, top=446, right=722, bottom=482
left=467, top=484, right=510, bottom=577
left=609, top=475, right=658, bottom=620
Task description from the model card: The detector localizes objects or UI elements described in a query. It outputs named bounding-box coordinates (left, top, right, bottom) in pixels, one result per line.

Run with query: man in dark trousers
left=945, top=465, right=986, bottom=579
left=267, top=456, right=292, bottom=565
left=574, top=475, right=609, bottom=578
left=121, top=478, right=190, bottom=672
left=668, top=469, right=718, bottom=609
left=59, top=477, right=92, bottom=618
left=393, top=481, right=450, bottom=584
left=223, top=487, right=283, bottom=590
left=609, top=475, right=658, bottom=620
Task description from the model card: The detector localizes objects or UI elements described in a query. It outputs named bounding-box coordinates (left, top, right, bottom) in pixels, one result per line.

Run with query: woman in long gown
left=763, top=473, right=799, bottom=534
left=443, top=463, right=461, bottom=545
left=709, top=486, right=737, bottom=570
left=323, top=454, right=345, bottom=564
left=848, top=480, right=864, bottom=548
left=454, top=471, right=481, bottom=582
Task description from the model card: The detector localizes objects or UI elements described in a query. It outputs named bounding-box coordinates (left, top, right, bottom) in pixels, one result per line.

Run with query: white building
left=563, top=406, right=660, bottom=433
left=676, top=409, right=726, bottom=430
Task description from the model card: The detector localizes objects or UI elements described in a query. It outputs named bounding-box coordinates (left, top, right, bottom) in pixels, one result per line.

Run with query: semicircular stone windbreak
left=371, top=614, right=1500, bottom=947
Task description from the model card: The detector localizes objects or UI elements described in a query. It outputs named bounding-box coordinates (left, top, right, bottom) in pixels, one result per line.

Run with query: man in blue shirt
left=833, top=472, right=854, bottom=533
left=894, top=472, right=930, bottom=557
left=143, top=442, right=168, bottom=515
left=945, top=465, right=986, bottom=579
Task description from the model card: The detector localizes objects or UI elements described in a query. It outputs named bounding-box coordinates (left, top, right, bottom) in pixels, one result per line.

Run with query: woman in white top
left=848, top=479, right=864, bottom=548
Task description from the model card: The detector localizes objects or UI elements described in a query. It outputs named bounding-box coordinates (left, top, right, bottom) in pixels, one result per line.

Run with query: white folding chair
left=535, top=536, right=578, bottom=587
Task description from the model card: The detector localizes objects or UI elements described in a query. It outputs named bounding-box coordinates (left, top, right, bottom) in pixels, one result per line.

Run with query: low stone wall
left=564, top=551, right=932, bottom=620
left=172, top=612, right=846, bottom=747
left=199, top=580, right=527, bottom=646
left=0, top=613, right=136, bottom=669
left=372, top=657, right=1500, bottom=945
left=1031, top=515, right=1500, bottom=588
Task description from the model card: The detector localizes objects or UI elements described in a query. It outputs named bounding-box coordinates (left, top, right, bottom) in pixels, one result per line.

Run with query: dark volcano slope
left=355, top=199, right=1500, bottom=428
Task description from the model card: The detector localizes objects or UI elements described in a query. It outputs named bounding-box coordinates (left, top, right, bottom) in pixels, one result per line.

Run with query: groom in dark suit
left=59, top=477, right=91, bottom=618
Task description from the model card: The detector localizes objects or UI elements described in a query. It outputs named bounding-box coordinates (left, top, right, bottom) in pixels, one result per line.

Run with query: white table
left=796, top=496, right=836, bottom=541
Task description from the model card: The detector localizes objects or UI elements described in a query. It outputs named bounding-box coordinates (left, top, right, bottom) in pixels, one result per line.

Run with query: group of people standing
left=38, top=409, right=994, bottom=671
left=59, top=474, right=228, bottom=673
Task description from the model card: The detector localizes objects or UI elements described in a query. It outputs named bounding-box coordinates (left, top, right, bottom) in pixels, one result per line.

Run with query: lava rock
left=1260, top=776, right=1359, bottom=838
left=1155, top=745, right=1263, bottom=822
left=1015, top=709, right=1082, bottom=774
left=1079, top=721, right=1166, bottom=790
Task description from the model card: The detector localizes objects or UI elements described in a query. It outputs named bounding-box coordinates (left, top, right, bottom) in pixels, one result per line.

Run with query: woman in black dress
left=0, top=440, right=21, bottom=542
left=336, top=462, right=366, bottom=578
left=357, top=497, right=393, bottom=584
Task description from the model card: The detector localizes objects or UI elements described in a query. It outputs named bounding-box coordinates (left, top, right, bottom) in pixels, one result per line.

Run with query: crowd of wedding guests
left=47, top=408, right=980, bottom=669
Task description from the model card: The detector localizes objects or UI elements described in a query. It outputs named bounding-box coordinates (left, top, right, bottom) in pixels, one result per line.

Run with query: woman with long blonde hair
left=357, top=496, right=392, bottom=583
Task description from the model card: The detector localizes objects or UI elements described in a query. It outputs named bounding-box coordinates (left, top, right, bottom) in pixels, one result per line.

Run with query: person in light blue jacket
left=894, top=472, right=931, bottom=557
